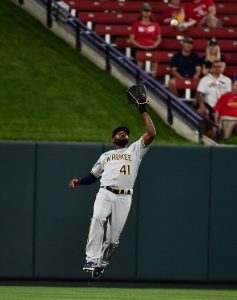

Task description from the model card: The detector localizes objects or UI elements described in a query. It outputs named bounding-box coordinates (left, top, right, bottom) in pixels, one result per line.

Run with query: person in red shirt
left=161, top=0, right=185, bottom=25
left=129, top=3, right=162, bottom=77
left=177, top=0, right=222, bottom=31
left=214, top=80, right=237, bottom=139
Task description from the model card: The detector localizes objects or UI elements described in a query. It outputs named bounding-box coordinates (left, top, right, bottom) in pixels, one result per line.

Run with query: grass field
left=1, top=285, right=237, bottom=300
left=0, top=0, right=194, bottom=144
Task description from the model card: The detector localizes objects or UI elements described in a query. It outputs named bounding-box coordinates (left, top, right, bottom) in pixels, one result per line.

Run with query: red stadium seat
left=78, top=12, right=140, bottom=24
left=224, top=66, right=237, bottom=78
left=161, top=26, right=237, bottom=39
left=216, top=3, right=237, bottom=14
left=175, top=79, right=200, bottom=100
left=65, top=1, right=169, bottom=13
left=65, top=0, right=237, bottom=14
left=95, top=25, right=237, bottom=40
left=135, top=50, right=175, bottom=63
left=222, top=53, right=237, bottom=65
left=220, top=15, right=237, bottom=27
left=157, top=64, right=171, bottom=77
left=78, top=11, right=163, bottom=25
left=116, top=37, right=237, bottom=52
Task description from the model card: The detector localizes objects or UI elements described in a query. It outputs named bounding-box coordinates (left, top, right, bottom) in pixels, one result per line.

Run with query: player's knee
left=91, top=215, right=107, bottom=225
left=109, top=241, right=119, bottom=248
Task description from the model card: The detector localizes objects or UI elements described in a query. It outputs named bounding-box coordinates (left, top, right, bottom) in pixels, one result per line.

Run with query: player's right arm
left=69, top=173, right=99, bottom=190
left=69, top=156, right=103, bottom=190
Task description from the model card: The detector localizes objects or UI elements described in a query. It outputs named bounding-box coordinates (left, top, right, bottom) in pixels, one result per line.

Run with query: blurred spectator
left=213, top=79, right=237, bottom=140
left=129, top=3, right=162, bottom=77
left=195, top=60, right=232, bottom=120
left=201, top=38, right=226, bottom=76
left=168, top=37, right=202, bottom=97
left=177, top=0, right=222, bottom=31
left=161, top=0, right=185, bottom=25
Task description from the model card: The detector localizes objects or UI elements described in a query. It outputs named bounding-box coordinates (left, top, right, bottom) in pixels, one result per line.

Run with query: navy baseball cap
left=112, top=126, right=130, bottom=138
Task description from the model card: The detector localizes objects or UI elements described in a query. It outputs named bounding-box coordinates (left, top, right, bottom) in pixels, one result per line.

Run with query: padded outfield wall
left=0, top=141, right=236, bottom=282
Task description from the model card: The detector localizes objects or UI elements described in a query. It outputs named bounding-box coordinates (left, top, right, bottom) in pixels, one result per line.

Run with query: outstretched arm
left=69, top=173, right=98, bottom=190
left=127, top=84, right=156, bottom=146
left=140, top=110, right=156, bottom=147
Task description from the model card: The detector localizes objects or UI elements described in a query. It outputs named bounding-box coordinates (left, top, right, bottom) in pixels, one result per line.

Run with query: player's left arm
left=141, top=111, right=156, bottom=147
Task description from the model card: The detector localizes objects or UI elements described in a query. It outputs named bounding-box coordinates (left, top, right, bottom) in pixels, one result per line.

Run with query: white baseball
left=170, top=19, right=178, bottom=26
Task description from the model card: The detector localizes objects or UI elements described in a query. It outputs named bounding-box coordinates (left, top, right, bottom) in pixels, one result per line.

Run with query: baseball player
left=69, top=91, right=156, bottom=279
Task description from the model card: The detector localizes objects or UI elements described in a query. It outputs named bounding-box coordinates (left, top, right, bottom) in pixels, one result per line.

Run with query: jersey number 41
left=120, top=165, right=131, bottom=175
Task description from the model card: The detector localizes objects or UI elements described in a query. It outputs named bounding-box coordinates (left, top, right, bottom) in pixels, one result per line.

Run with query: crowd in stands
left=65, top=0, right=237, bottom=140
left=127, top=0, right=237, bottom=140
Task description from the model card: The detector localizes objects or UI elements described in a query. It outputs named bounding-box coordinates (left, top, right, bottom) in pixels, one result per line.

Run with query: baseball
left=170, top=19, right=178, bottom=26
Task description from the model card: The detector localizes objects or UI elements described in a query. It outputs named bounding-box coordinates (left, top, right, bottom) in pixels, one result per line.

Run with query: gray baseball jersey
left=85, top=136, right=150, bottom=265
left=91, top=136, right=150, bottom=189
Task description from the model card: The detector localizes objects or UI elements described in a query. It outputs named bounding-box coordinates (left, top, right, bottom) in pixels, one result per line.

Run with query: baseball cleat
left=92, top=266, right=104, bottom=279
left=83, top=261, right=96, bottom=272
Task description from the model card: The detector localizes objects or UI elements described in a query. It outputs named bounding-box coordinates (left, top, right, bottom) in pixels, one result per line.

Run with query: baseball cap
left=112, top=126, right=130, bottom=138
left=141, top=3, right=152, bottom=11
left=182, top=36, right=193, bottom=44
left=208, top=38, right=218, bottom=45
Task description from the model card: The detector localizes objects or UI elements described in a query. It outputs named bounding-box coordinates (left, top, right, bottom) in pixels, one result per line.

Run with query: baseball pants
left=85, top=188, right=132, bottom=264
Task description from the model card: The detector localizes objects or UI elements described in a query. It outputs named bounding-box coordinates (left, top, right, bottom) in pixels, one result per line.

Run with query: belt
left=101, top=186, right=131, bottom=195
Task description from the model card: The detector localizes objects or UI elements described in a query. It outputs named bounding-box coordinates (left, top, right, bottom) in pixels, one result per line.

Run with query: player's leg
left=99, top=194, right=132, bottom=267
left=84, top=188, right=111, bottom=270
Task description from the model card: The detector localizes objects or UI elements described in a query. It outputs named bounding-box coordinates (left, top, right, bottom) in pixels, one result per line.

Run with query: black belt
left=101, top=186, right=131, bottom=195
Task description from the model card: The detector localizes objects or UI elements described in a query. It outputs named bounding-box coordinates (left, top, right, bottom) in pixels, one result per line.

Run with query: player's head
left=112, top=126, right=130, bottom=148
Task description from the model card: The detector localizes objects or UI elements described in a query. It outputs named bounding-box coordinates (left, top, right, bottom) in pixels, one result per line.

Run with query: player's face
left=113, top=130, right=129, bottom=147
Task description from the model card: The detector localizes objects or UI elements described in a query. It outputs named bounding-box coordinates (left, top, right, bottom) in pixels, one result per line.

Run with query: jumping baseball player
left=69, top=85, right=156, bottom=279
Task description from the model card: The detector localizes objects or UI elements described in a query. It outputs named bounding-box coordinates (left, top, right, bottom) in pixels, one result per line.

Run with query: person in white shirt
left=195, top=60, right=231, bottom=119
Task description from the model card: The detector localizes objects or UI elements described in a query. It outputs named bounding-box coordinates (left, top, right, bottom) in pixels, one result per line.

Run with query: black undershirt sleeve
left=79, top=173, right=99, bottom=185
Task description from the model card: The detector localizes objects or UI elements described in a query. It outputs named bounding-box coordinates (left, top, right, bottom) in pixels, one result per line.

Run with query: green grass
left=0, top=0, right=193, bottom=144
left=1, top=286, right=237, bottom=300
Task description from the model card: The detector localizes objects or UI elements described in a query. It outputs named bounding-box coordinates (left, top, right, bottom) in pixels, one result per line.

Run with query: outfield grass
left=0, top=0, right=194, bottom=144
left=1, top=286, right=237, bottom=300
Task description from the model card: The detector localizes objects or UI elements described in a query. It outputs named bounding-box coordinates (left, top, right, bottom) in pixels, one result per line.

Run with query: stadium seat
left=79, top=12, right=140, bottom=25
left=116, top=37, right=237, bottom=52
left=175, top=79, right=200, bottom=100
left=161, top=26, right=237, bottom=39
left=135, top=50, right=174, bottom=64
left=64, top=1, right=169, bottom=13
left=78, top=11, right=237, bottom=28
left=219, top=15, right=237, bottom=26
left=224, top=66, right=237, bottom=78
left=95, top=25, right=237, bottom=40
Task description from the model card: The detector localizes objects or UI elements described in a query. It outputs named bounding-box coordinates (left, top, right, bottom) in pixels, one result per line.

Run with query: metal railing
left=18, top=0, right=217, bottom=142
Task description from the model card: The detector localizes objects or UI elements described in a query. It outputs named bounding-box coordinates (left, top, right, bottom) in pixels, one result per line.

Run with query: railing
left=18, top=0, right=217, bottom=142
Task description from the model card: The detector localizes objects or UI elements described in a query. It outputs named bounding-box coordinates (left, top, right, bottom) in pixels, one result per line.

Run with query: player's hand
left=69, top=178, right=80, bottom=190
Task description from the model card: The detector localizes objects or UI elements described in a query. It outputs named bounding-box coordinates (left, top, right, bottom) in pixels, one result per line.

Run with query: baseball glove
left=127, top=84, right=148, bottom=107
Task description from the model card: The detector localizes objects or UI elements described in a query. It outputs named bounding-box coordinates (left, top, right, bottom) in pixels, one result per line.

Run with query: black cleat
left=83, top=261, right=96, bottom=272
left=92, top=266, right=104, bottom=279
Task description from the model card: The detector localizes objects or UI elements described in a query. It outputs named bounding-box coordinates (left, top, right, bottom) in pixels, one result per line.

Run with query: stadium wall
left=0, top=141, right=237, bottom=282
